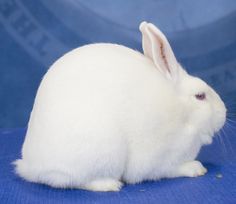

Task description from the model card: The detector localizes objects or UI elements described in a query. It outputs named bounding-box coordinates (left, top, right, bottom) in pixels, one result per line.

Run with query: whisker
left=225, top=121, right=236, bottom=131
left=226, top=121, right=236, bottom=127
left=216, top=131, right=228, bottom=156
left=226, top=119, right=236, bottom=126
left=227, top=117, right=236, bottom=122
left=220, top=126, right=235, bottom=155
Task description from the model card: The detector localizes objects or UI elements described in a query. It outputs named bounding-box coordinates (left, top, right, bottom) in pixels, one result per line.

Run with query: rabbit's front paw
left=178, top=160, right=207, bottom=177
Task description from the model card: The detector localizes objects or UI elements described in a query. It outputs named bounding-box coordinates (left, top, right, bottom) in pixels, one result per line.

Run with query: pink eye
left=195, top=93, right=206, bottom=100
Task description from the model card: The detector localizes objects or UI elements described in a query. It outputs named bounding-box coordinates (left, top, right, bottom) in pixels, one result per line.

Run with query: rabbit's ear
left=139, top=22, right=180, bottom=81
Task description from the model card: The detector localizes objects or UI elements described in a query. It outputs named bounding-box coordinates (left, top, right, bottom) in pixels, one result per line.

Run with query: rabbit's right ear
left=139, top=22, right=180, bottom=81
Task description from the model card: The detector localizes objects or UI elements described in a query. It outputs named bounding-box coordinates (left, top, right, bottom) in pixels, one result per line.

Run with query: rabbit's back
left=31, top=43, right=172, bottom=131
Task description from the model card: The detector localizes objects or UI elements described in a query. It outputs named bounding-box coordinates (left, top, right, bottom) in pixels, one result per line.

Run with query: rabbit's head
left=140, top=22, right=226, bottom=143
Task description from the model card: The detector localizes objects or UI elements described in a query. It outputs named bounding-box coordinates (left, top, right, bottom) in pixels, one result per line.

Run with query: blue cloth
left=0, top=0, right=236, bottom=127
left=0, top=128, right=236, bottom=204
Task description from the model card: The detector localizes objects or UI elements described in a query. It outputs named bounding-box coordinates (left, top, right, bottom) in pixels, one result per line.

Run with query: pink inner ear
left=159, top=43, right=171, bottom=74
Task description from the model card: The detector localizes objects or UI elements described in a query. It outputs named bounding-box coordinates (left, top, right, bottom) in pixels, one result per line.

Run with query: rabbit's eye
left=195, top=93, right=206, bottom=100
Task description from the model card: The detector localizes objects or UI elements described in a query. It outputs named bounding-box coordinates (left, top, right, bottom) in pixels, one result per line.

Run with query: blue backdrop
left=0, top=0, right=236, bottom=127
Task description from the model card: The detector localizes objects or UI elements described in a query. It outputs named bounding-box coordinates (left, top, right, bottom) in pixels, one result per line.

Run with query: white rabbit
left=14, top=22, right=226, bottom=191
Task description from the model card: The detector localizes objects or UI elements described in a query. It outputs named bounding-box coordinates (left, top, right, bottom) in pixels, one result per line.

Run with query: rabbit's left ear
left=139, top=22, right=180, bottom=81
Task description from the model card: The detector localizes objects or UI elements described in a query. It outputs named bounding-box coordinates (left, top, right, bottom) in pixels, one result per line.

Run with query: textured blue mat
left=0, top=128, right=235, bottom=204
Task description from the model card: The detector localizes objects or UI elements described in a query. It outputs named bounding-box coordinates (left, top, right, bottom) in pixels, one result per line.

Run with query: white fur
left=14, top=22, right=226, bottom=191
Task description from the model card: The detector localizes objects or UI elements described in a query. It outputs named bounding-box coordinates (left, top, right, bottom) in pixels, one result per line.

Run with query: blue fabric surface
left=0, top=128, right=236, bottom=204
left=0, top=0, right=236, bottom=127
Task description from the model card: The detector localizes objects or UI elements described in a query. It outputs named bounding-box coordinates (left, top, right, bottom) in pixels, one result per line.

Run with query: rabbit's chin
left=198, top=128, right=215, bottom=145
left=201, top=134, right=213, bottom=145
